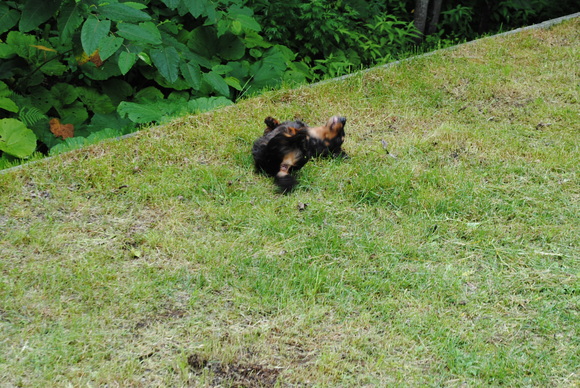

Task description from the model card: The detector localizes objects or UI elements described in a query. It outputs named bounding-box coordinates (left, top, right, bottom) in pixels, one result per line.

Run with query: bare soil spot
left=188, top=353, right=281, bottom=387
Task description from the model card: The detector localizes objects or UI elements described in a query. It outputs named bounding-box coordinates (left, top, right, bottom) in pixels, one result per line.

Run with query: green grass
left=1, top=19, right=579, bottom=387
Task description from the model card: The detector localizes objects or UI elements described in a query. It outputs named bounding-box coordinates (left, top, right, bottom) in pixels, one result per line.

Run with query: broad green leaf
left=225, top=5, right=259, bottom=34
left=0, top=81, right=13, bottom=98
left=224, top=77, right=242, bottom=91
left=134, top=87, right=164, bottom=103
left=0, top=98, right=19, bottom=113
left=6, top=31, right=37, bottom=59
left=39, top=58, right=67, bottom=76
left=0, top=5, right=19, bottom=35
left=99, top=3, right=151, bottom=22
left=167, top=91, right=189, bottom=102
left=57, top=2, right=83, bottom=43
left=234, top=14, right=261, bottom=32
left=187, top=27, right=217, bottom=58
left=117, top=22, right=162, bottom=45
left=203, top=71, right=230, bottom=97
left=218, top=34, right=245, bottom=60
left=210, top=64, right=232, bottom=75
left=274, top=44, right=298, bottom=61
left=182, top=0, right=208, bottom=18
left=187, top=97, right=233, bottom=114
left=19, top=0, right=60, bottom=32
left=152, top=73, right=190, bottom=90
left=89, top=112, right=133, bottom=133
left=204, top=3, right=217, bottom=24
left=249, top=50, right=287, bottom=90
left=226, top=4, right=254, bottom=17
left=56, top=101, right=88, bottom=127
left=180, top=61, right=202, bottom=89
left=137, top=52, right=152, bottom=66
left=80, top=60, right=122, bottom=81
left=216, top=19, right=230, bottom=38
left=78, top=87, right=115, bottom=114
left=28, top=86, right=52, bottom=113
left=0, top=118, right=37, bottom=158
left=98, top=36, right=124, bottom=61
left=230, top=20, right=243, bottom=36
left=160, top=0, right=180, bottom=9
left=102, top=79, right=133, bottom=105
left=160, top=20, right=180, bottom=35
left=150, top=46, right=180, bottom=83
left=123, top=2, right=148, bottom=10
left=283, top=69, right=307, bottom=85
left=81, top=18, right=111, bottom=55
left=228, top=60, right=250, bottom=80
left=0, top=43, right=16, bottom=59
left=249, top=48, right=262, bottom=58
left=187, top=52, right=216, bottom=70
left=118, top=51, right=138, bottom=75
left=51, top=83, right=79, bottom=107
left=118, top=101, right=161, bottom=123
left=242, top=31, right=272, bottom=49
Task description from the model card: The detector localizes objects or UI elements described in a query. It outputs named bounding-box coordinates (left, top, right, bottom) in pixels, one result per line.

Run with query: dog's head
left=327, top=115, right=346, bottom=145
left=308, top=115, right=347, bottom=156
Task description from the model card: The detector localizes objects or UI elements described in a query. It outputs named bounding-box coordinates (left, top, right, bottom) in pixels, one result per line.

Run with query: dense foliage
left=244, top=0, right=418, bottom=76
left=0, top=0, right=309, bottom=165
left=430, top=0, right=578, bottom=42
left=246, top=0, right=578, bottom=73
left=0, top=0, right=577, bottom=167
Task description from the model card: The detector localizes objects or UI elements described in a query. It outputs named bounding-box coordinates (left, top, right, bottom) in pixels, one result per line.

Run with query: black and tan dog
left=252, top=115, right=347, bottom=193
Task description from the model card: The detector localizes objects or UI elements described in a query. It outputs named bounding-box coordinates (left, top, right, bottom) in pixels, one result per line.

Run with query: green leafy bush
left=0, top=0, right=308, bottom=162
left=245, top=0, right=419, bottom=78
left=433, top=0, right=579, bottom=43
left=246, top=0, right=578, bottom=78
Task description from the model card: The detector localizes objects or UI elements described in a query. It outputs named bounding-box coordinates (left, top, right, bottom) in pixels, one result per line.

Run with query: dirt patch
left=188, top=353, right=281, bottom=387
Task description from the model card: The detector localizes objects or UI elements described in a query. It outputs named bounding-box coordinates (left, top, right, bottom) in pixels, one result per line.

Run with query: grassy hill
left=1, top=17, right=578, bottom=387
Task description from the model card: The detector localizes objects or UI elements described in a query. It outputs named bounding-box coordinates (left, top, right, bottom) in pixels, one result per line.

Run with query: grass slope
left=1, top=18, right=579, bottom=387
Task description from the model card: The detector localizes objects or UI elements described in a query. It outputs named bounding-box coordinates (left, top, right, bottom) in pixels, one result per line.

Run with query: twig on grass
left=381, top=140, right=398, bottom=159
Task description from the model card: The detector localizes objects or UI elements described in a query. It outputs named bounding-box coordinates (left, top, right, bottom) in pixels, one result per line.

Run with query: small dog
left=252, top=115, right=347, bottom=192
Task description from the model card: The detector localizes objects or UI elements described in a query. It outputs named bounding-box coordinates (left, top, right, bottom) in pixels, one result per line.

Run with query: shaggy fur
left=252, top=115, right=347, bottom=193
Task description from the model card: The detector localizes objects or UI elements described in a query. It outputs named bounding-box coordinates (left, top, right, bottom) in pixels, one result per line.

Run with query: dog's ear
left=283, top=126, right=299, bottom=137
left=264, top=117, right=280, bottom=133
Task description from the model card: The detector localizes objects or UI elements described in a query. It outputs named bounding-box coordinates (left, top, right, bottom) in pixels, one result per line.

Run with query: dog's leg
left=274, top=151, right=301, bottom=193
left=263, top=117, right=281, bottom=134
